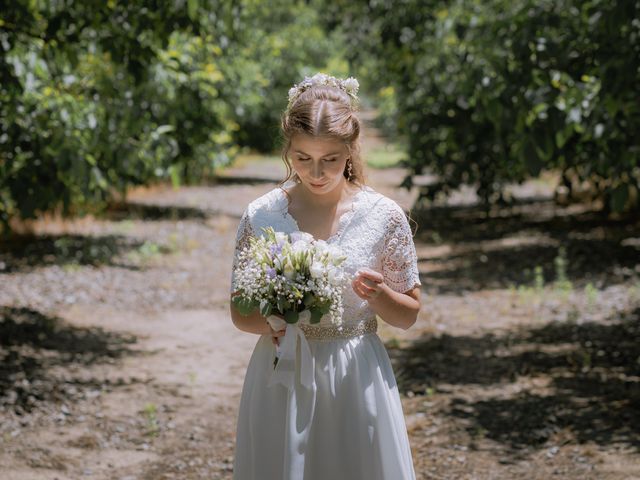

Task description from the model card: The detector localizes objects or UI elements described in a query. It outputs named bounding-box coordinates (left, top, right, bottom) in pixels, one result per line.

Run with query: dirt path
left=1, top=121, right=640, bottom=479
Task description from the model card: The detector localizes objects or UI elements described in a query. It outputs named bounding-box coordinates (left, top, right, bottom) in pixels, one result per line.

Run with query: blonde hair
left=279, top=84, right=366, bottom=187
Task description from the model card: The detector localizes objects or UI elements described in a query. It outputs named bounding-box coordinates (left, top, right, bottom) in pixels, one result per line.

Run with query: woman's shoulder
left=358, top=185, right=408, bottom=216
left=244, top=184, right=288, bottom=217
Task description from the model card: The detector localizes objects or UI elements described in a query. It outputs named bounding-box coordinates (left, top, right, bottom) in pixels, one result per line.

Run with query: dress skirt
left=232, top=332, right=417, bottom=480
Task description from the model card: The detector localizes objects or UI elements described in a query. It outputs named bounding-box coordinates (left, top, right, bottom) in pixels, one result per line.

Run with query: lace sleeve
left=382, top=205, right=421, bottom=293
left=230, top=209, right=254, bottom=294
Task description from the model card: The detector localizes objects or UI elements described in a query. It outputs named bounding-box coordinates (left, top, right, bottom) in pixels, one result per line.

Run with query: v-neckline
left=279, top=186, right=366, bottom=243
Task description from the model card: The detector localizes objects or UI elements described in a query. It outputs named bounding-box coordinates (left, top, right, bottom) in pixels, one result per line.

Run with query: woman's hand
left=267, top=313, right=287, bottom=346
left=352, top=268, right=385, bottom=300
left=352, top=267, right=421, bottom=330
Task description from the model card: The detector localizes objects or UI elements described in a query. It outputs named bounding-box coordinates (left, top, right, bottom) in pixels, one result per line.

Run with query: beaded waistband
left=299, top=317, right=378, bottom=341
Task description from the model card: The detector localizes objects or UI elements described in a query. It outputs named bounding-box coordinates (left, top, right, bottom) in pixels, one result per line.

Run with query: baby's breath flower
left=287, top=73, right=360, bottom=110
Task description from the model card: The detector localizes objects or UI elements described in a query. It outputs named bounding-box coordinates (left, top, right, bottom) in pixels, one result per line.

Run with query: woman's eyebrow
left=294, top=150, right=341, bottom=157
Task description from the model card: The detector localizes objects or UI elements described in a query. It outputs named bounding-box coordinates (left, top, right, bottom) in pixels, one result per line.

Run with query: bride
left=229, top=73, right=421, bottom=479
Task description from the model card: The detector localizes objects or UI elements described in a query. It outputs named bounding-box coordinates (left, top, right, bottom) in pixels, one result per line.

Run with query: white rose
left=290, top=231, right=313, bottom=244
left=327, top=245, right=345, bottom=264
left=310, top=261, right=324, bottom=279
left=314, top=239, right=329, bottom=254
left=291, top=240, right=308, bottom=254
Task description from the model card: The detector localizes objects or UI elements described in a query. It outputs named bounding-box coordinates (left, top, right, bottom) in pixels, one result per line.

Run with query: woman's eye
left=298, top=157, right=310, bottom=161
left=324, top=158, right=337, bottom=162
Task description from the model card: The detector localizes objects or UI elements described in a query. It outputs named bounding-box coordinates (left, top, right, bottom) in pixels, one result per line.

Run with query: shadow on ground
left=0, top=306, right=138, bottom=413
left=0, top=234, right=146, bottom=273
left=413, top=197, right=640, bottom=293
left=388, top=306, right=640, bottom=452
left=104, top=202, right=209, bottom=221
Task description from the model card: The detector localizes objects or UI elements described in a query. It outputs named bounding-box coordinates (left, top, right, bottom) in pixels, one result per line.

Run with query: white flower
left=314, top=239, right=329, bottom=254
left=274, top=231, right=288, bottom=246
left=290, top=231, right=313, bottom=244
left=342, top=77, right=359, bottom=96
left=283, top=259, right=295, bottom=279
left=327, top=245, right=346, bottom=264
left=233, top=227, right=347, bottom=327
left=310, top=261, right=324, bottom=279
left=328, top=267, right=343, bottom=286
left=291, top=240, right=308, bottom=254
left=287, top=73, right=360, bottom=109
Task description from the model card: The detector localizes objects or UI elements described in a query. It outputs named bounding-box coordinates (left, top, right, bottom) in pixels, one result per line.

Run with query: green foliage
left=366, top=143, right=405, bottom=169
left=534, top=265, right=545, bottom=292
left=0, top=1, right=343, bottom=231
left=328, top=0, right=640, bottom=212
left=232, top=295, right=258, bottom=316
left=220, top=0, right=342, bottom=152
left=553, top=245, right=573, bottom=294
left=143, top=402, right=159, bottom=437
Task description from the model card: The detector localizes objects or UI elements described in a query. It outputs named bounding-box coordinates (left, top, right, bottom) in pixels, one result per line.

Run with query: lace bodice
left=230, top=182, right=421, bottom=327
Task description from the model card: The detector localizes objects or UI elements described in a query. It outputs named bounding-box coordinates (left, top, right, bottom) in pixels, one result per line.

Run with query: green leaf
left=284, top=310, right=299, bottom=324
left=610, top=184, right=629, bottom=213
left=523, top=138, right=543, bottom=176
left=309, top=307, right=323, bottom=324
left=260, top=300, right=272, bottom=317
left=232, top=296, right=257, bottom=316
left=276, top=296, right=285, bottom=314
left=169, top=165, right=181, bottom=189
left=188, top=0, right=199, bottom=21
left=303, top=292, right=314, bottom=307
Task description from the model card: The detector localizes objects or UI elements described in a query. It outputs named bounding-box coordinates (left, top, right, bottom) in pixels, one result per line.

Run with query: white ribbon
left=266, top=315, right=314, bottom=390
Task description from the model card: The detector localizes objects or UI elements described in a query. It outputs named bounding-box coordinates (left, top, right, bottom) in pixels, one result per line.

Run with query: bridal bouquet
left=231, top=227, right=348, bottom=368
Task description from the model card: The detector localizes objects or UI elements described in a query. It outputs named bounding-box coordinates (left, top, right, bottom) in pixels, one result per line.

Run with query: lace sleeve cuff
left=382, top=205, right=421, bottom=294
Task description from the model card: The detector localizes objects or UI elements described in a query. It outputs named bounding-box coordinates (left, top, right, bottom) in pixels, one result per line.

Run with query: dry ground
left=1, top=141, right=639, bottom=479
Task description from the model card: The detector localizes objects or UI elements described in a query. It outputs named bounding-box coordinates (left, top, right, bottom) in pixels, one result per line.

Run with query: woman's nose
left=311, top=162, right=323, bottom=178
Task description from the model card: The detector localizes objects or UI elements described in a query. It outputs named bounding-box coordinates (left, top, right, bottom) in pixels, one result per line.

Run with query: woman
left=229, top=73, right=421, bottom=479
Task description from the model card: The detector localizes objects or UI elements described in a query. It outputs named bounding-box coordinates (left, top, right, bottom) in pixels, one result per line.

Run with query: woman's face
left=288, top=133, right=349, bottom=195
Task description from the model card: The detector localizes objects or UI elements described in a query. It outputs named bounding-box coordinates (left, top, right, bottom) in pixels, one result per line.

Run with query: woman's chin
left=304, top=181, right=331, bottom=192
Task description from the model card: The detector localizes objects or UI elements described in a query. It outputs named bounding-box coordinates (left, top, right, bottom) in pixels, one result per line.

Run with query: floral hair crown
left=287, top=73, right=360, bottom=110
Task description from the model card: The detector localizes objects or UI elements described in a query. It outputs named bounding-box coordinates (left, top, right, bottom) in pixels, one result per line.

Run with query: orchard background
left=1, top=1, right=639, bottom=479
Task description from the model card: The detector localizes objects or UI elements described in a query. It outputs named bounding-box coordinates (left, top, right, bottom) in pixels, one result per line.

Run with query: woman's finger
left=355, top=277, right=378, bottom=295
left=353, top=282, right=370, bottom=300
left=362, top=278, right=380, bottom=289
left=361, top=283, right=377, bottom=296
left=356, top=268, right=384, bottom=283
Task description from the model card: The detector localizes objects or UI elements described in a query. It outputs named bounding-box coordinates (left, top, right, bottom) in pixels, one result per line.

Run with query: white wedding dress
left=230, top=181, right=421, bottom=480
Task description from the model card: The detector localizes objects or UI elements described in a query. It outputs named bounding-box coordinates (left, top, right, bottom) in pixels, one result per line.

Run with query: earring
left=346, top=159, right=354, bottom=180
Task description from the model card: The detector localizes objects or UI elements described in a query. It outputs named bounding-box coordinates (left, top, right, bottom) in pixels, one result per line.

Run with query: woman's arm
left=352, top=269, right=421, bottom=330
left=229, top=293, right=272, bottom=335
left=230, top=293, right=288, bottom=347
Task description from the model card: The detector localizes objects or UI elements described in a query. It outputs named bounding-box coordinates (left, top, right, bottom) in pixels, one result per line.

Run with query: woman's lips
left=310, top=181, right=327, bottom=187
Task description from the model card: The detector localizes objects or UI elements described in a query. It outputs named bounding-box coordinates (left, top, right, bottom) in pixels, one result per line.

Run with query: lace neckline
left=277, top=184, right=369, bottom=243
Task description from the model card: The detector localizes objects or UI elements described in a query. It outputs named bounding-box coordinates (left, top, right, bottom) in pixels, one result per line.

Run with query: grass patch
left=143, top=402, right=160, bottom=437
left=365, top=143, right=406, bottom=169
left=230, top=151, right=283, bottom=168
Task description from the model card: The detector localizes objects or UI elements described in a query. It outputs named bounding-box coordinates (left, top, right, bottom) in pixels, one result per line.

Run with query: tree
left=326, top=0, right=640, bottom=212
